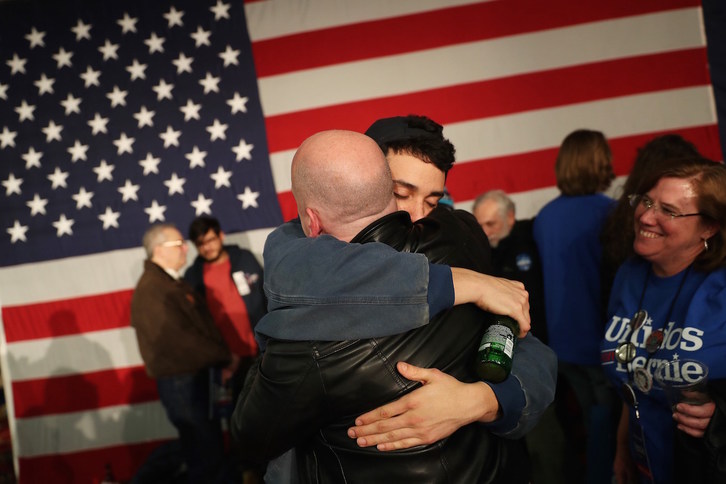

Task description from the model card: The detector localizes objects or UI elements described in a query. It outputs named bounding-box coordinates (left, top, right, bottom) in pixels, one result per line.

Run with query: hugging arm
left=347, top=333, right=557, bottom=449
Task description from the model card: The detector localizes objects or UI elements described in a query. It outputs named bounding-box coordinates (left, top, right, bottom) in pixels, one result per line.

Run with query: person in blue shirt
left=533, top=129, right=618, bottom=484
left=601, top=159, right=726, bottom=484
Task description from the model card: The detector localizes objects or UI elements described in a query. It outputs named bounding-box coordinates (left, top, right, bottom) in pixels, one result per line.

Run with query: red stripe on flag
left=13, top=366, right=156, bottom=418
left=17, top=439, right=172, bottom=484
left=263, top=48, right=710, bottom=153
left=2, top=290, right=133, bottom=343
left=252, top=0, right=699, bottom=76
left=276, top=191, right=298, bottom=222
left=446, top=125, right=724, bottom=201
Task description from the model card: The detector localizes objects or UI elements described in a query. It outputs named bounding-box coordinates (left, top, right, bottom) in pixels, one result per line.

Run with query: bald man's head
left=291, top=130, right=396, bottom=241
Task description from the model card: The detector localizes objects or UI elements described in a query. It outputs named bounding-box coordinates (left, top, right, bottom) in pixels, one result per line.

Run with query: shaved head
left=292, top=130, right=396, bottom=240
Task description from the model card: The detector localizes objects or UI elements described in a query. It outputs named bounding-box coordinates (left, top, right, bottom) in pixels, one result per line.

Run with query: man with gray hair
left=472, top=189, right=516, bottom=248
left=472, top=190, right=546, bottom=343
left=131, top=223, right=235, bottom=483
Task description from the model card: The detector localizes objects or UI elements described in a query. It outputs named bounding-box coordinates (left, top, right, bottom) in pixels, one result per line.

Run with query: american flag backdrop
left=0, top=0, right=722, bottom=482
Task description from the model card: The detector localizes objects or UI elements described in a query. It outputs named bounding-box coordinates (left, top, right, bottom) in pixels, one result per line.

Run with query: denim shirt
left=256, top=219, right=556, bottom=438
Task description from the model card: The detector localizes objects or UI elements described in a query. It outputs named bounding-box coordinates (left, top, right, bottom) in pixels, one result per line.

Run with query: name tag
left=232, top=271, right=251, bottom=296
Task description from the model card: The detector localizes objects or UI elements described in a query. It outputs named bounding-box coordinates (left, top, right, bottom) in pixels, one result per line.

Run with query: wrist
left=469, top=381, right=500, bottom=423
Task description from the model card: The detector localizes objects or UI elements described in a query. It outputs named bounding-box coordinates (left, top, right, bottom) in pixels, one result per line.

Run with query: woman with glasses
left=600, top=159, right=726, bottom=483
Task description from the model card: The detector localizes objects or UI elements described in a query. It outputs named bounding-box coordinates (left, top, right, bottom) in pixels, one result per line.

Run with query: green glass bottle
left=476, top=315, right=519, bottom=383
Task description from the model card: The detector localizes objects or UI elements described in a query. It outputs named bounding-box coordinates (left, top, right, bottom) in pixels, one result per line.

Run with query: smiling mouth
left=638, top=229, right=660, bottom=239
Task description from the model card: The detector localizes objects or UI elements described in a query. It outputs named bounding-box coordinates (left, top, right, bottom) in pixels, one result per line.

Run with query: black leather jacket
left=232, top=207, right=528, bottom=483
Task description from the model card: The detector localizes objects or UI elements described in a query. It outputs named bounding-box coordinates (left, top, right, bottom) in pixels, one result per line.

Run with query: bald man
left=232, top=130, right=531, bottom=483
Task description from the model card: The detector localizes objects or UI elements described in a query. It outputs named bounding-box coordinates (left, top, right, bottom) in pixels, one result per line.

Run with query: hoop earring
left=703, top=238, right=709, bottom=251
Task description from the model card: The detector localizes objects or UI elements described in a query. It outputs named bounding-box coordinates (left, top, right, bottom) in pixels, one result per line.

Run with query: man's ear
left=219, top=230, right=225, bottom=243
left=304, top=207, right=324, bottom=237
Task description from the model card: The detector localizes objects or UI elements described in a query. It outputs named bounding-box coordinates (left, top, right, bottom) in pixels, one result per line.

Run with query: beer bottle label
left=478, top=324, right=515, bottom=358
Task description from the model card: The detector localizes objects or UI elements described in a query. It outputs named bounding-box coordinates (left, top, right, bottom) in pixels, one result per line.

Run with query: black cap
left=364, top=116, right=440, bottom=145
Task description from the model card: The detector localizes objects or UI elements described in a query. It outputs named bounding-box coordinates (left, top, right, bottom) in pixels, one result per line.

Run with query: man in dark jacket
left=232, top=130, right=531, bottom=483
left=184, top=216, right=266, bottom=396
left=130, top=223, right=233, bottom=483
left=472, top=190, right=547, bottom=344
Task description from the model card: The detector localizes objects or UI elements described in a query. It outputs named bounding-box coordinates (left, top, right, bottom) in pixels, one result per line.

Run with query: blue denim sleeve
left=255, top=220, right=454, bottom=342
left=485, top=334, right=557, bottom=438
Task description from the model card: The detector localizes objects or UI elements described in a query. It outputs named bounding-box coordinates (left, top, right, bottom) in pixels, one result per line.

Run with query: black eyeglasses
left=628, top=194, right=703, bottom=221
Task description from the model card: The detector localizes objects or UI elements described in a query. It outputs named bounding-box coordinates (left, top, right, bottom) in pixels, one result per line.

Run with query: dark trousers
left=156, top=369, right=235, bottom=484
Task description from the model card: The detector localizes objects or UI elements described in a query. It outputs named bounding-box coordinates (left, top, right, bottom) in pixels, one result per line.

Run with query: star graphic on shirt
left=164, top=173, right=186, bottom=195
left=199, top=72, right=220, bottom=94
left=145, top=33, right=165, bottom=54
left=227, top=92, right=248, bottom=114
left=172, top=53, right=194, bottom=74
left=117, top=13, right=138, bottom=34
left=2, top=173, right=23, bottom=196
left=0, top=126, right=18, bottom=148
left=15, top=100, right=36, bottom=122
left=93, top=160, right=115, bottom=182
left=107, top=86, right=128, bottom=107
left=52, top=47, right=74, bottom=69
left=206, top=119, right=228, bottom=141
left=144, top=200, right=167, bottom=222
left=22, top=147, right=43, bottom=169
left=26, top=193, right=48, bottom=216
left=191, top=26, right=211, bottom=47
left=7, top=220, right=28, bottom=244
left=98, top=207, right=121, bottom=229
left=113, top=132, right=135, bottom=155
left=159, top=126, right=182, bottom=148
left=98, top=39, right=120, bottom=61
left=71, top=19, right=92, bottom=41
left=52, top=214, right=75, bottom=237
left=153, top=79, right=174, bottom=101
left=118, top=179, right=140, bottom=202
left=67, top=139, right=89, bottom=162
left=134, top=106, right=155, bottom=128
left=164, top=7, right=185, bottom=28
left=34, top=73, right=55, bottom=95
left=60, top=93, right=82, bottom=115
left=80, top=66, right=101, bottom=87
left=71, top=186, right=94, bottom=209
left=210, top=1, right=231, bottom=20
left=88, top=113, right=109, bottom=135
left=42, top=120, right=63, bottom=142
left=7, top=54, right=27, bottom=75
left=210, top=166, right=232, bottom=188
left=185, top=146, right=207, bottom=168
left=126, top=59, right=148, bottom=81
left=25, top=27, right=46, bottom=48
left=237, top=187, right=259, bottom=209
left=47, top=167, right=69, bottom=189
left=219, top=45, right=240, bottom=67
left=232, top=139, right=254, bottom=161
left=180, top=99, right=201, bottom=121
left=190, top=193, right=213, bottom=216
left=139, top=153, right=161, bottom=175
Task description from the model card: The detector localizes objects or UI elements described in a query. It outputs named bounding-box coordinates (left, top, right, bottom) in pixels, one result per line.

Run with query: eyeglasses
left=160, top=239, right=187, bottom=248
left=628, top=194, right=703, bottom=221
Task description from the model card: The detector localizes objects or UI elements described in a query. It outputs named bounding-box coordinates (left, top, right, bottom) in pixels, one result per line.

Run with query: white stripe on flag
left=257, top=8, right=703, bottom=116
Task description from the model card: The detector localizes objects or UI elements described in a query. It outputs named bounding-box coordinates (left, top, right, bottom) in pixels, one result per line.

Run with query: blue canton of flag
left=0, top=0, right=282, bottom=267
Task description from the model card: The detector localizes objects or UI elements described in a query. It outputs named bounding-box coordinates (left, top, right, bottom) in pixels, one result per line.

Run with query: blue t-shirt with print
left=601, top=257, right=726, bottom=484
